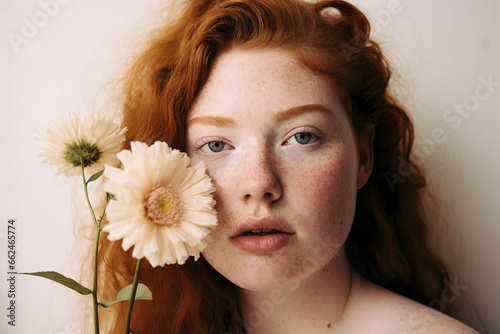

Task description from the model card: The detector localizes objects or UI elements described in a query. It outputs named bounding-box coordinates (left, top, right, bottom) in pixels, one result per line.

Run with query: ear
left=356, top=125, right=374, bottom=189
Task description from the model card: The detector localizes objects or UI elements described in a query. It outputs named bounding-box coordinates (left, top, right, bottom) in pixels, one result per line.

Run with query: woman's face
left=186, top=48, right=372, bottom=291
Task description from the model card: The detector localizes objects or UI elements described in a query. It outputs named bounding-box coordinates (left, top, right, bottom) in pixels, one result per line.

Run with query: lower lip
left=230, top=233, right=295, bottom=253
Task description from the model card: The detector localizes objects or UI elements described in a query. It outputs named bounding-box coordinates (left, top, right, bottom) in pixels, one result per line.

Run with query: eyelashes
left=195, top=136, right=232, bottom=154
left=283, top=126, right=321, bottom=146
left=194, top=126, right=323, bottom=154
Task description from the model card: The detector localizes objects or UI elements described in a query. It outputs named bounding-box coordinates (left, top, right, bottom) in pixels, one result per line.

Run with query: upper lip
left=230, top=217, right=295, bottom=238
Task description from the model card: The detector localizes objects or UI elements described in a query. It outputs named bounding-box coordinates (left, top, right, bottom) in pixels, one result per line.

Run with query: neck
left=237, top=248, right=353, bottom=334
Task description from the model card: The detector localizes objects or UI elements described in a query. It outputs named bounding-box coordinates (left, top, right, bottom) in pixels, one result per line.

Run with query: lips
left=241, top=229, right=282, bottom=236
left=230, top=218, right=295, bottom=253
left=231, top=218, right=295, bottom=238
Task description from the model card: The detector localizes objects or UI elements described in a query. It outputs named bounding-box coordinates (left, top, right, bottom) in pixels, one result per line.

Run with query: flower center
left=145, top=185, right=183, bottom=225
left=63, top=141, right=101, bottom=167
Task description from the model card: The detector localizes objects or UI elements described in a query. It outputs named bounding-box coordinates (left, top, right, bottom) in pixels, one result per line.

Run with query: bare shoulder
left=340, top=272, right=480, bottom=334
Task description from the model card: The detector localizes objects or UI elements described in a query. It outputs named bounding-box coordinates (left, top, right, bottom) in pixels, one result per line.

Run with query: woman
left=96, top=0, right=479, bottom=332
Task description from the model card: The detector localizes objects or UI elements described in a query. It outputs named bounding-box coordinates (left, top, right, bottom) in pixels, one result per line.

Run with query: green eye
left=294, top=133, right=312, bottom=144
left=208, top=141, right=226, bottom=152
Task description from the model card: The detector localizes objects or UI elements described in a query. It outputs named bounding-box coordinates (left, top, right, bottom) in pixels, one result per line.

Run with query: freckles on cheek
left=209, top=173, right=238, bottom=227
left=204, top=168, right=227, bottom=205
left=212, top=180, right=229, bottom=213
left=306, top=157, right=357, bottom=219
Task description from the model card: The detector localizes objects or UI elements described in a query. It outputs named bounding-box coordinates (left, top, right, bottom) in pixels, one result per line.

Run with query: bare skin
left=187, top=48, right=479, bottom=334
left=340, top=272, right=479, bottom=334
left=238, top=251, right=478, bottom=334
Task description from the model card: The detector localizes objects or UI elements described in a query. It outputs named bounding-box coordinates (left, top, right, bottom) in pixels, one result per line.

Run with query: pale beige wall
left=1, top=0, right=498, bottom=333
left=350, top=1, right=500, bottom=332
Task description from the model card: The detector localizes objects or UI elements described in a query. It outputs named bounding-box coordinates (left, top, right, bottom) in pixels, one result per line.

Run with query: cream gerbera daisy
left=33, top=113, right=127, bottom=177
left=102, top=141, right=218, bottom=267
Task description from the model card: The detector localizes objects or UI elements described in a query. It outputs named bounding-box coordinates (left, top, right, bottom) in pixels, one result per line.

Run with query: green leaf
left=19, top=271, right=92, bottom=295
left=87, top=169, right=104, bottom=184
left=70, top=149, right=90, bottom=158
left=99, top=283, right=152, bottom=308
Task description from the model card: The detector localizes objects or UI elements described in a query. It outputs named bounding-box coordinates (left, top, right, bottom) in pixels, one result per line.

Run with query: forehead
left=188, top=48, right=344, bottom=119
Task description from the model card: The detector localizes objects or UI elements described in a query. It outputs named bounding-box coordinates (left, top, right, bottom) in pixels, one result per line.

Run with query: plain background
left=1, top=0, right=499, bottom=333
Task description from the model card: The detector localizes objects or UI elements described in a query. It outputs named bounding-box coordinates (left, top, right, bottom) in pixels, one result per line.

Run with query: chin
left=237, top=255, right=336, bottom=292
left=231, top=271, right=295, bottom=292
left=205, top=252, right=296, bottom=291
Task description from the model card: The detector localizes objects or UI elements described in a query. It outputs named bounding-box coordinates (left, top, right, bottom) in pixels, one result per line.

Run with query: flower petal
left=103, top=141, right=218, bottom=267
left=33, top=113, right=127, bottom=177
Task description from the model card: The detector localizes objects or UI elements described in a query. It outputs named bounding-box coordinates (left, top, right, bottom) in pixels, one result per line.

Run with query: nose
left=237, top=148, right=282, bottom=204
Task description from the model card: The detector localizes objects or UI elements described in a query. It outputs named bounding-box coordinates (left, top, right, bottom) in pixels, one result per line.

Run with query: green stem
left=82, top=167, right=100, bottom=230
left=92, top=226, right=101, bottom=334
left=124, top=258, right=143, bottom=334
left=98, top=195, right=112, bottom=225
left=81, top=163, right=100, bottom=334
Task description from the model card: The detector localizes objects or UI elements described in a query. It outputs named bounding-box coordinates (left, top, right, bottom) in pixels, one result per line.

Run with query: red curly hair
left=92, top=0, right=450, bottom=332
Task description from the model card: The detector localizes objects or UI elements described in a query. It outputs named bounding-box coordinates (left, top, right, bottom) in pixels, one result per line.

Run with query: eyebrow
left=187, top=115, right=237, bottom=128
left=274, top=104, right=333, bottom=122
left=187, top=103, right=333, bottom=128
